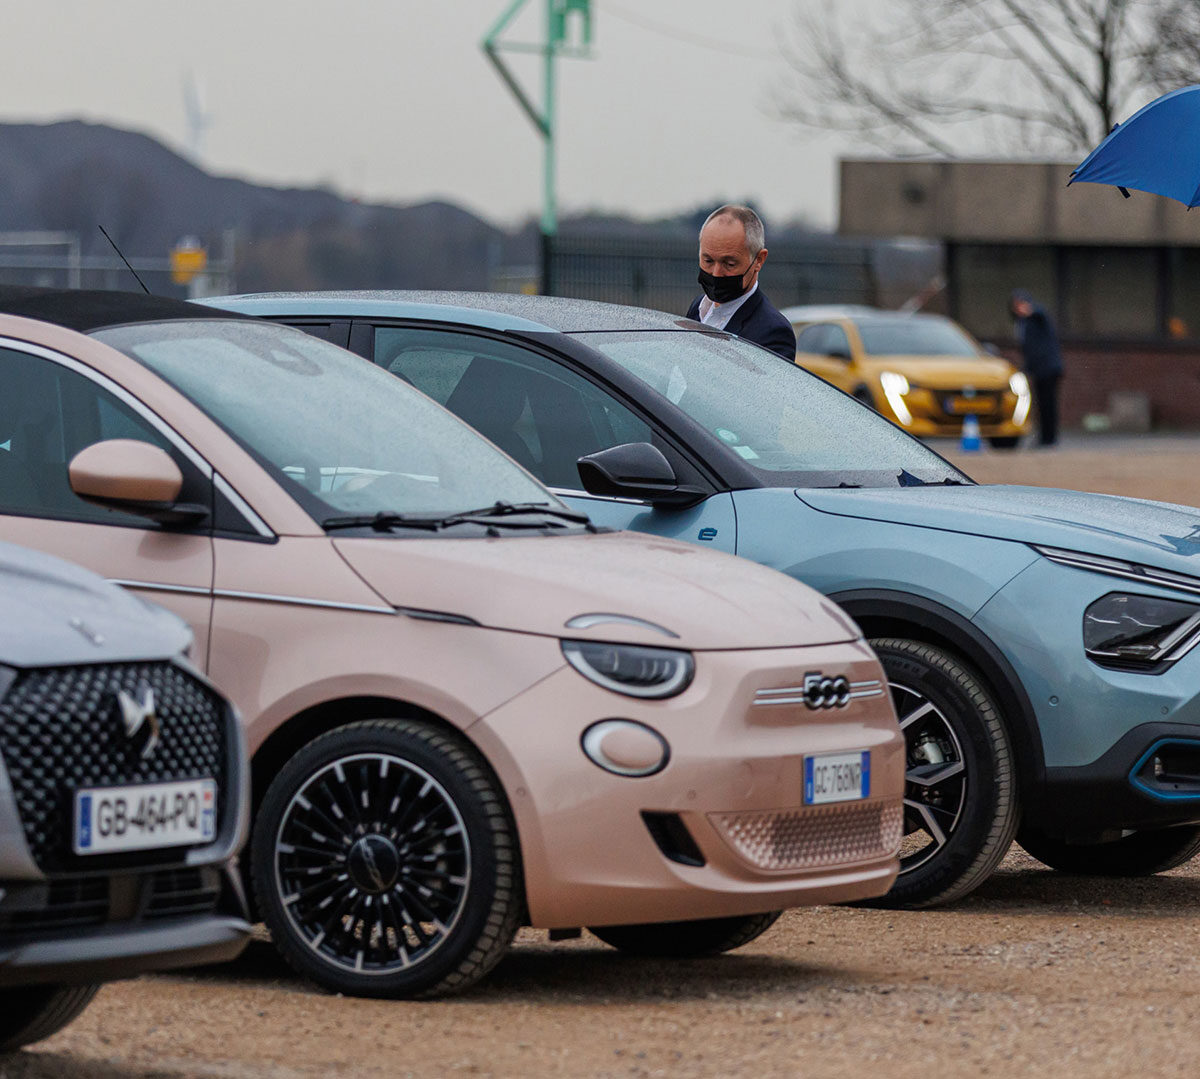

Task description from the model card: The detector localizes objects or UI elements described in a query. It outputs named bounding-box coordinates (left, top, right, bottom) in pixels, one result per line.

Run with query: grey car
left=0, top=541, right=250, bottom=1051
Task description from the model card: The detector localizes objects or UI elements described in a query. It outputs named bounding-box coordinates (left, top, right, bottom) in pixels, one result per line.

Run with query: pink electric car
left=0, top=288, right=904, bottom=998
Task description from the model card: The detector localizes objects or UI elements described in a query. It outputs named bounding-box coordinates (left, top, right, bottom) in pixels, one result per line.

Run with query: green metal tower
left=482, top=0, right=593, bottom=294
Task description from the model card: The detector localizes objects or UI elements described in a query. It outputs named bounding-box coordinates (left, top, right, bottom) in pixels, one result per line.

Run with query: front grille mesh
left=0, top=868, right=223, bottom=938
left=0, top=662, right=228, bottom=870
left=710, top=801, right=903, bottom=871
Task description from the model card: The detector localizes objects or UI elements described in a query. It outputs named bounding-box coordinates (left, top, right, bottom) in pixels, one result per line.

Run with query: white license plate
left=804, top=751, right=870, bottom=805
left=74, top=779, right=217, bottom=855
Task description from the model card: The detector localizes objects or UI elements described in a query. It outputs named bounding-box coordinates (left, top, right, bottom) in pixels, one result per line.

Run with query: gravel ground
left=10, top=433, right=1200, bottom=1079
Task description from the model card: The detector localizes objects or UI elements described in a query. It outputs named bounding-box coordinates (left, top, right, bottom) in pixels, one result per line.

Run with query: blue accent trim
left=1128, top=738, right=1200, bottom=801
left=78, top=794, right=92, bottom=850
left=804, top=757, right=814, bottom=804
left=862, top=751, right=871, bottom=799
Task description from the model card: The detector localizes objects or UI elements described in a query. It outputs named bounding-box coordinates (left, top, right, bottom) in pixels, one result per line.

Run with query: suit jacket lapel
left=723, top=289, right=764, bottom=336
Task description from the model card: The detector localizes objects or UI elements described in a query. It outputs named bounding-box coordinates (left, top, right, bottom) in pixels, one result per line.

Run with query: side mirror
left=577, top=443, right=707, bottom=509
left=69, top=439, right=208, bottom=525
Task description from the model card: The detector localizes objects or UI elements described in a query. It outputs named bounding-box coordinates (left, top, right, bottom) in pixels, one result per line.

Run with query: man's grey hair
left=701, top=204, right=765, bottom=256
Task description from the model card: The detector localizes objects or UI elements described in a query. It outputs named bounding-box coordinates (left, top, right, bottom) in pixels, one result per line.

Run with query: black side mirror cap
left=577, top=443, right=707, bottom=509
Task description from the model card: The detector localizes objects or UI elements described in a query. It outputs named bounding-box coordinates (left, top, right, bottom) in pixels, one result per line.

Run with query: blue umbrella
left=1070, top=85, right=1200, bottom=207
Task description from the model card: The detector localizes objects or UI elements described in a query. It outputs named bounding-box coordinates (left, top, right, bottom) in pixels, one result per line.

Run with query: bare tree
left=777, top=0, right=1194, bottom=157
left=1141, top=0, right=1200, bottom=91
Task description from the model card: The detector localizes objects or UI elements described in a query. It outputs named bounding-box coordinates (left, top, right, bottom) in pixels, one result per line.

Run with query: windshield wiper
left=896, top=469, right=968, bottom=488
left=321, top=512, right=442, bottom=532
left=452, top=501, right=592, bottom=525
left=321, top=502, right=596, bottom=534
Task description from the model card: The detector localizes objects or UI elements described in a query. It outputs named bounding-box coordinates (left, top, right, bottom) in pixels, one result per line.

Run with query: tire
left=1018, top=824, right=1200, bottom=876
left=988, top=436, right=1021, bottom=450
left=0, top=985, right=99, bottom=1051
left=251, top=719, right=523, bottom=999
left=860, top=639, right=1019, bottom=909
left=588, top=911, right=781, bottom=957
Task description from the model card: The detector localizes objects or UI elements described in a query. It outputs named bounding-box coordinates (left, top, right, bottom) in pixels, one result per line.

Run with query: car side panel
left=560, top=492, right=737, bottom=555
left=729, top=488, right=1039, bottom=617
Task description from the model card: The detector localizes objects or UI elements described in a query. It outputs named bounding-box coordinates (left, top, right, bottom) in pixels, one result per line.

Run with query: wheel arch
left=831, top=588, right=1046, bottom=802
left=249, top=696, right=504, bottom=823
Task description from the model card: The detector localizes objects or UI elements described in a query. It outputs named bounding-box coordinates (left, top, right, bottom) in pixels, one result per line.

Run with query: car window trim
left=0, top=336, right=275, bottom=540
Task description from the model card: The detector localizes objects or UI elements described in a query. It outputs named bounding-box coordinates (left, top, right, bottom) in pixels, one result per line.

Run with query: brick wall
left=1000, top=343, right=1200, bottom=429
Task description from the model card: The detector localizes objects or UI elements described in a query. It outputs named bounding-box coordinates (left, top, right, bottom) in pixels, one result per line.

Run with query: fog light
left=1154, top=756, right=1165, bottom=778
left=581, top=720, right=669, bottom=777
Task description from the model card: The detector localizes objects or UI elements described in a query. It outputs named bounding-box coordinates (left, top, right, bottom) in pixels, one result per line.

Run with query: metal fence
left=546, top=234, right=877, bottom=313
left=0, top=232, right=235, bottom=298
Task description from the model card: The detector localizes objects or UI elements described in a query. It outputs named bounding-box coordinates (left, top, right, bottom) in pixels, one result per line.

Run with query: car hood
left=797, top=485, right=1200, bottom=575
left=0, top=541, right=192, bottom=669
left=858, top=355, right=1015, bottom=388
left=334, top=531, right=862, bottom=650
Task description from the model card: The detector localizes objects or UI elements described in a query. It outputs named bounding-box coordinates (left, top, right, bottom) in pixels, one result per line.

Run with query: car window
left=94, top=320, right=557, bottom=523
left=0, top=346, right=175, bottom=525
left=794, top=324, right=827, bottom=352
left=823, top=325, right=852, bottom=358
left=374, top=327, right=652, bottom=490
left=573, top=330, right=968, bottom=487
left=856, top=318, right=979, bottom=356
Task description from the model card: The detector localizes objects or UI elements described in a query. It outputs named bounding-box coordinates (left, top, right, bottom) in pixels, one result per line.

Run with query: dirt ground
left=12, top=434, right=1200, bottom=1079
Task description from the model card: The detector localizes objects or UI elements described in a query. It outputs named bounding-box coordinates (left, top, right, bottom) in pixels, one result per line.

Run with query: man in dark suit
left=1009, top=288, right=1064, bottom=447
left=685, top=205, right=797, bottom=362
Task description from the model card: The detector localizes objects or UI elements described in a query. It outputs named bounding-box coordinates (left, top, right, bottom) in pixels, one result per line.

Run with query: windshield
left=572, top=331, right=969, bottom=488
left=93, top=320, right=561, bottom=525
left=856, top=318, right=980, bottom=357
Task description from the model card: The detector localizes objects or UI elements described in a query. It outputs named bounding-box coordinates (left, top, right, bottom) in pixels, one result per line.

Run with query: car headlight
left=1009, top=371, right=1031, bottom=425
left=1083, top=592, right=1200, bottom=671
left=878, top=371, right=913, bottom=425
left=561, top=640, right=695, bottom=699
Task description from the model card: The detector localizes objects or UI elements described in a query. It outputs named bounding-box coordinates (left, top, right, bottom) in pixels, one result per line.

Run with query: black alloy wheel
left=988, top=436, right=1021, bottom=450
left=1018, top=823, right=1200, bottom=876
left=589, top=911, right=782, bottom=957
left=860, top=639, right=1019, bottom=909
left=252, top=719, right=522, bottom=998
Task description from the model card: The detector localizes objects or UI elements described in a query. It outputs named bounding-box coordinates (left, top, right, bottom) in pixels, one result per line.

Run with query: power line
left=599, top=1, right=778, bottom=60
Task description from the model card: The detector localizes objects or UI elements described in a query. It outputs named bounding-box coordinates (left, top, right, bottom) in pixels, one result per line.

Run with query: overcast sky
left=3, top=0, right=851, bottom=230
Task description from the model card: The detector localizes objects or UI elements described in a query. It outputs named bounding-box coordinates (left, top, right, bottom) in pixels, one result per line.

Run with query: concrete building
left=840, top=160, right=1200, bottom=429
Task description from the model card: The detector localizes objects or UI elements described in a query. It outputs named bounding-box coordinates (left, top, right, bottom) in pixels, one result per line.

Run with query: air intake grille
left=710, top=800, right=903, bottom=871
left=0, top=662, right=228, bottom=871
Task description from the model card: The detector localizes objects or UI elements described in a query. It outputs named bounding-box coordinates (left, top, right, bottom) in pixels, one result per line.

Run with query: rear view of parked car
left=0, top=288, right=905, bottom=999
left=0, top=541, right=249, bottom=1052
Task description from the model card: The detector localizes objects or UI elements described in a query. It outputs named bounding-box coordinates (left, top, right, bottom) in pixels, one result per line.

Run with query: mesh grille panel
left=0, top=662, right=228, bottom=871
left=710, top=801, right=903, bottom=871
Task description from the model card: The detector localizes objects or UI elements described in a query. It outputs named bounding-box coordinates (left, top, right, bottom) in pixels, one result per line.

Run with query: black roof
left=0, top=287, right=251, bottom=334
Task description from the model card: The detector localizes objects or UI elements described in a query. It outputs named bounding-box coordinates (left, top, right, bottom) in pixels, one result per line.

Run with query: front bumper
left=1034, top=723, right=1200, bottom=840
left=0, top=862, right=251, bottom=987
left=882, top=386, right=1027, bottom=439
left=0, top=913, right=250, bottom=987
left=977, top=557, right=1200, bottom=835
left=471, top=640, right=905, bottom=928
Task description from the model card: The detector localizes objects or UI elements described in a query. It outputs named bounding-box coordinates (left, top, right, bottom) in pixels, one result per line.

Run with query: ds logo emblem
left=803, top=673, right=851, bottom=710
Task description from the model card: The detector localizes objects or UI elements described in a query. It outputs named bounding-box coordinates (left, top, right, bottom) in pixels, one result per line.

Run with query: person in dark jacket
left=686, top=205, right=796, bottom=362
left=1010, top=288, right=1064, bottom=446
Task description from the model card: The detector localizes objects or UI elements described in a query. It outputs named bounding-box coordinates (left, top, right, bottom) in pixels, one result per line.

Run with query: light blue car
left=206, top=292, right=1200, bottom=908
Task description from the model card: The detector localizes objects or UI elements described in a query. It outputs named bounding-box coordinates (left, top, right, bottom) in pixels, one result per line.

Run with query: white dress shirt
left=697, top=281, right=758, bottom=330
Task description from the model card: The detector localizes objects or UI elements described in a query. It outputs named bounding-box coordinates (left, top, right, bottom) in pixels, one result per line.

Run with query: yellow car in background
left=785, top=308, right=1031, bottom=448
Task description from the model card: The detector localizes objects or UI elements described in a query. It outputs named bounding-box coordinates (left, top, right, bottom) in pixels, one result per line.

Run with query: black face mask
left=698, top=262, right=755, bottom=304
